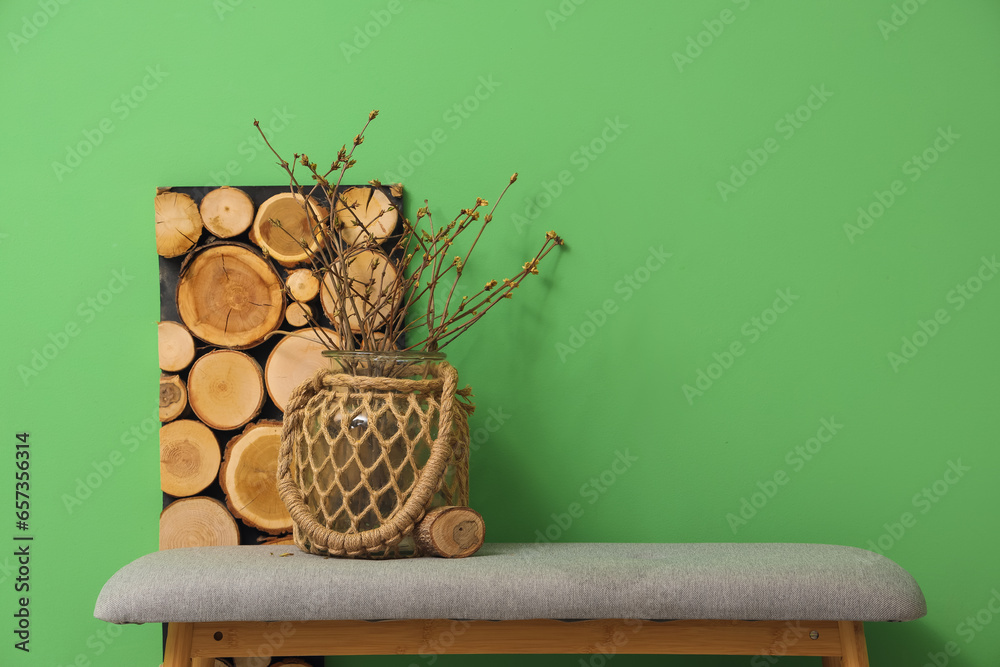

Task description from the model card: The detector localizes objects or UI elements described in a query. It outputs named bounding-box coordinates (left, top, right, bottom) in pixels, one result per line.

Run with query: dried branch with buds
left=255, top=111, right=564, bottom=353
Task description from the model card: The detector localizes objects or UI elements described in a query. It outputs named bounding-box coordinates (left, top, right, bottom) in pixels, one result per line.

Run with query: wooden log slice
left=220, top=421, right=292, bottom=534
left=160, top=419, right=221, bottom=497
left=320, top=250, right=399, bottom=333
left=158, top=321, right=196, bottom=372
left=176, top=243, right=285, bottom=349
left=252, top=193, right=328, bottom=267
left=285, top=268, right=320, bottom=302
left=159, top=374, right=187, bottom=423
left=285, top=301, right=312, bottom=327
left=415, top=506, right=485, bottom=558
left=188, top=350, right=265, bottom=431
left=159, top=496, right=239, bottom=550
left=200, top=186, right=255, bottom=238
left=155, top=191, right=203, bottom=258
left=259, top=534, right=295, bottom=545
left=264, top=327, right=342, bottom=412
left=335, top=186, right=398, bottom=245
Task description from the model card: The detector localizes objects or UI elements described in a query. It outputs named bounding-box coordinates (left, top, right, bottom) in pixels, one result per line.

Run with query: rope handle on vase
left=276, top=361, right=461, bottom=557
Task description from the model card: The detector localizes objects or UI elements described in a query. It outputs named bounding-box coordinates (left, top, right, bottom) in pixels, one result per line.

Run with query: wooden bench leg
left=164, top=622, right=214, bottom=667
left=824, top=621, right=869, bottom=667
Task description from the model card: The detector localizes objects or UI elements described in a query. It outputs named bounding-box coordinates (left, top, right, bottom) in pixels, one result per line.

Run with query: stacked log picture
left=156, top=184, right=402, bottom=550
left=156, top=184, right=399, bottom=666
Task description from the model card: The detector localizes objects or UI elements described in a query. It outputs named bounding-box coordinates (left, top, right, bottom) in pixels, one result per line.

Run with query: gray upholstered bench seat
left=95, top=542, right=926, bottom=624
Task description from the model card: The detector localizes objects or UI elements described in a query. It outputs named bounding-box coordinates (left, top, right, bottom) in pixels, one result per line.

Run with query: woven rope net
left=277, top=361, right=471, bottom=558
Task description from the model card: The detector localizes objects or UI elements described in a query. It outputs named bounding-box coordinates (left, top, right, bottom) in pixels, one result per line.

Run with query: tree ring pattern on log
left=176, top=243, right=285, bottom=349
left=220, top=421, right=293, bottom=534
left=334, top=186, right=399, bottom=245
left=187, top=350, right=265, bottom=431
left=160, top=382, right=182, bottom=405
left=157, top=320, right=196, bottom=372
left=264, top=327, right=342, bottom=412
left=159, top=496, right=239, bottom=550
left=155, top=191, right=203, bottom=258
left=159, top=419, right=221, bottom=497
left=200, top=186, right=255, bottom=238
left=252, top=193, right=328, bottom=267
left=159, top=374, right=187, bottom=423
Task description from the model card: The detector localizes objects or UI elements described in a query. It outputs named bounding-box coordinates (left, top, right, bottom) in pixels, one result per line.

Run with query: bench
left=94, top=542, right=926, bottom=666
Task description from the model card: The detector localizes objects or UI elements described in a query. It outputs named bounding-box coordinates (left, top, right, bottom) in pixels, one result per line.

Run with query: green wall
left=2, top=0, right=998, bottom=665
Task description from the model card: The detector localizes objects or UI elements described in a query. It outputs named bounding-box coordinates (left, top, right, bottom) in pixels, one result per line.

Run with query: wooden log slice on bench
left=219, top=421, right=292, bottom=535
left=158, top=321, right=196, bottom=372
left=159, top=497, right=239, bottom=550
left=320, top=250, right=399, bottom=333
left=160, top=419, right=221, bottom=497
left=200, top=187, right=255, bottom=238
left=188, top=350, right=265, bottom=431
left=159, top=374, right=187, bottom=423
left=286, top=268, right=320, bottom=302
left=251, top=193, right=328, bottom=267
left=176, top=243, right=285, bottom=349
left=155, top=191, right=203, bottom=258
left=334, top=186, right=398, bottom=245
left=415, top=506, right=485, bottom=558
left=265, top=327, right=342, bottom=412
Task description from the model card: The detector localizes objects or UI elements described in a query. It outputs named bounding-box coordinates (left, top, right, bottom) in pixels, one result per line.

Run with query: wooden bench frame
left=164, top=618, right=870, bottom=666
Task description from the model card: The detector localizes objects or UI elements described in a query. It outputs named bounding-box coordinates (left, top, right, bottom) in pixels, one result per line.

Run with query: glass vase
left=293, top=350, right=468, bottom=557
